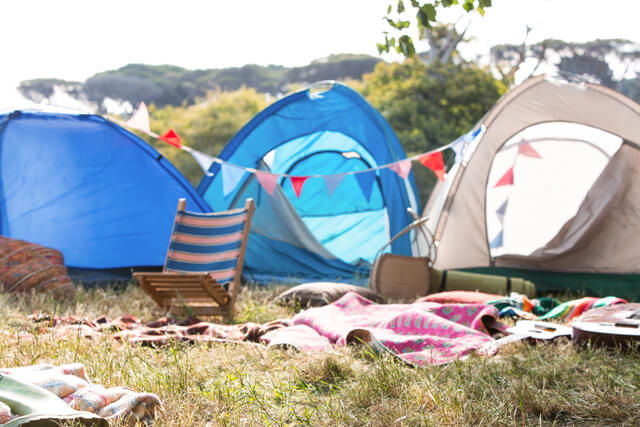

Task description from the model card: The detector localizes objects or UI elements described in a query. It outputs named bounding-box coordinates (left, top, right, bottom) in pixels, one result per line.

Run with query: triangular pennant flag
left=388, top=160, right=412, bottom=179
left=419, top=151, right=445, bottom=181
left=126, top=102, right=151, bottom=134
left=221, top=163, right=246, bottom=199
left=188, top=149, right=215, bottom=173
left=255, top=170, right=279, bottom=196
left=489, top=230, right=504, bottom=249
left=517, top=142, right=542, bottom=159
left=355, top=170, right=377, bottom=203
left=289, top=176, right=309, bottom=198
left=494, top=166, right=514, bottom=187
left=323, top=174, right=345, bottom=196
left=450, top=139, right=465, bottom=164
left=160, top=128, right=182, bottom=148
left=496, top=198, right=509, bottom=223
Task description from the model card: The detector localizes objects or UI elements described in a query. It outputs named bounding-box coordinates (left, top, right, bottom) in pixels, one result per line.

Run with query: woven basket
left=370, top=254, right=431, bottom=300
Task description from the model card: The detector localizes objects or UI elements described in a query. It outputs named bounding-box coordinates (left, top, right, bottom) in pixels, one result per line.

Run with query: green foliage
left=619, top=77, right=640, bottom=104
left=362, top=58, right=505, bottom=201
left=19, top=56, right=381, bottom=111
left=144, top=88, right=270, bottom=186
left=379, top=0, right=491, bottom=57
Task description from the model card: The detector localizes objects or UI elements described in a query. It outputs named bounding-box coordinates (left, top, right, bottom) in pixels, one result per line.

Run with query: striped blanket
left=488, top=294, right=626, bottom=321
left=0, top=363, right=160, bottom=425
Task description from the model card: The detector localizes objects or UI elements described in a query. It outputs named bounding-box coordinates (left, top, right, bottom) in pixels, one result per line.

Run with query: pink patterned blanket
left=262, top=292, right=504, bottom=366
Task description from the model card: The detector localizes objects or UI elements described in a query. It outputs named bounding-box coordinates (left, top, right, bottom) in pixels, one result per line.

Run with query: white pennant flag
left=126, top=102, right=151, bottom=134
left=451, top=138, right=465, bottom=164
left=184, top=147, right=216, bottom=173
left=221, top=162, right=246, bottom=198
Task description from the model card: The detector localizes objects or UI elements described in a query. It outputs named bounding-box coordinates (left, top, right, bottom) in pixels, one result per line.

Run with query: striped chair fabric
left=164, top=207, right=249, bottom=286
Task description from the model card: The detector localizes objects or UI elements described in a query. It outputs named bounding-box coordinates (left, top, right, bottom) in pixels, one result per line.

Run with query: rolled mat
left=429, top=269, right=536, bottom=299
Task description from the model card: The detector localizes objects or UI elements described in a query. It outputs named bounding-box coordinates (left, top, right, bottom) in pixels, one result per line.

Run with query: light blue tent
left=198, top=82, right=419, bottom=285
left=0, top=110, right=210, bottom=282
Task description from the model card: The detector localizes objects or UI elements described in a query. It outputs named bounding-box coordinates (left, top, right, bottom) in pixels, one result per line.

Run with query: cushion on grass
left=417, top=291, right=504, bottom=305
left=0, top=236, right=75, bottom=297
left=275, top=282, right=384, bottom=307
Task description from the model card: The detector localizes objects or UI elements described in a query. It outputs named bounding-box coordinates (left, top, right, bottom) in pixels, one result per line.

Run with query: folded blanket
left=487, top=294, right=626, bottom=322
left=0, top=363, right=161, bottom=426
left=262, top=291, right=505, bottom=366
left=540, top=296, right=627, bottom=322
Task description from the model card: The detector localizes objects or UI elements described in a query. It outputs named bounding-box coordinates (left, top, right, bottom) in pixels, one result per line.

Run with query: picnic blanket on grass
left=262, top=292, right=505, bottom=366
left=0, top=363, right=161, bottom=426
left=23, top=313, right=292, bottom=347
left=20, top=293, right=504, bottom=366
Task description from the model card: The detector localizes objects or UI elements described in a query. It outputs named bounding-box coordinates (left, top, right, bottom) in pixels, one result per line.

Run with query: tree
left=490, top=39, right=640, bottom=87
left=362, top=58, right=505, bottom=201
left=378, top=0, right=491, bottom=58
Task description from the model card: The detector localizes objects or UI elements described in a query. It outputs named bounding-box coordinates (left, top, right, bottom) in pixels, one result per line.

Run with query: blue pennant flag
left=354, top=171, right=376, bottom=203
left=221, top=162, right=246, bottom=199
left=323, top=174, right=345, bottom=197
left=490, top=230, right=504, bottom=249
left=496, top=199, right=509, bottom=223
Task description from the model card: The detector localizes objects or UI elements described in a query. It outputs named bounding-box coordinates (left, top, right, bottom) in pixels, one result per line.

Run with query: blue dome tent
left=0, top=110, right=211, bottom=282
left=198, top=82, right=419, bottom=285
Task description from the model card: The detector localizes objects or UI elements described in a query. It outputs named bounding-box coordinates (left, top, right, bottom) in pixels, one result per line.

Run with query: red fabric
left=419, top=151, right=445, bottom=181
left=159, top=129, right=182, bottom=148
left=289, top=176, right=309, bottom=198
left=417, top=291, right=504, bottom=305
left=494, top=166, right=514, bottom=187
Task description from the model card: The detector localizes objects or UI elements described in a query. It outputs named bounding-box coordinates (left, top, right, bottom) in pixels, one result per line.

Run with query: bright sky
left=1, top=0, right=638, bottom=101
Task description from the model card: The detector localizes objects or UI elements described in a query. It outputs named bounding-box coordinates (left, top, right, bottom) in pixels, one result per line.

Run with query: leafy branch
left=378, top=0, right=492, bottom=58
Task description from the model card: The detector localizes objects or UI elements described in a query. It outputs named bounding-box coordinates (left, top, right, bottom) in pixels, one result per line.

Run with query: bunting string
left=113, top=102, right=484, bottom=199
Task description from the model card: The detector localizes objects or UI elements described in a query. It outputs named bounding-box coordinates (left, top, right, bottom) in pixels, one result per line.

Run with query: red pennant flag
left=160, top=128, right=182, bottom=148
left=517, top=142, right=542, bottom=159
left=289, top=176, right=309, bottom=198
left=494, top=166, right=514, bottom=187
left=419, top=151, right=445, bottom=182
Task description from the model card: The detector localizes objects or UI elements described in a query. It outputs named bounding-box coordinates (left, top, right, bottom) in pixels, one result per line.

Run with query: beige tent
left=420, top=75, right=640, bottom=299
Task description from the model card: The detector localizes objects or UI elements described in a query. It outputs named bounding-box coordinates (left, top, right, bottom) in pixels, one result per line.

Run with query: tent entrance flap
left=486, top=121, right=622, bottom=258
left=271, top=143, right=388, bottom=263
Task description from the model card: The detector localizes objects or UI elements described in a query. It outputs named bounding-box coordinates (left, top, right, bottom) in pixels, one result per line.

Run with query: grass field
left=1, top=285, right=639, bottom=426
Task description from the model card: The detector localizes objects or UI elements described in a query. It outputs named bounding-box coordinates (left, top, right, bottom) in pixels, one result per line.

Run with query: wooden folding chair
left=134, top=198, right=254, bottom=318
